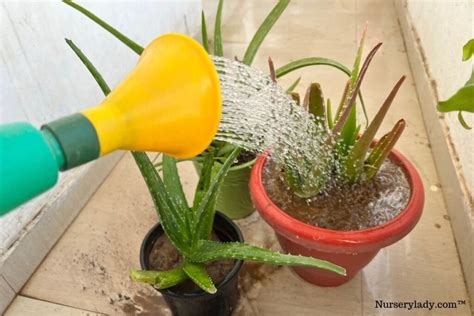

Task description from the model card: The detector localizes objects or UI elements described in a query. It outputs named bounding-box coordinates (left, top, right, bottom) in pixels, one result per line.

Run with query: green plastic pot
left=193, top=159, right=256, bottom=219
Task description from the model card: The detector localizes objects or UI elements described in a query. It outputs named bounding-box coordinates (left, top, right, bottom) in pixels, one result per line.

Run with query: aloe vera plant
left=279, top=28, right=407, bottom=197
left=63, top=0, right=345, bottom=294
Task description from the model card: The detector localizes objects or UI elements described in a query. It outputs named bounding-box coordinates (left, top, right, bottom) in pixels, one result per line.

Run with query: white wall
left=405, top=0, right=473, bottom=194
left=0, top=0, right=201, bottom=258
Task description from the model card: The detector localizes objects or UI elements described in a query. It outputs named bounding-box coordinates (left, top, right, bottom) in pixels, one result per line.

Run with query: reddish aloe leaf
left=303, top=83, right=326, bottom=126
left=332, top=42, right=383, bottom=136
left=364, top=119, right=406, bottom=179
left=268, top=56, right=277, bottom=83
left=344, top=76, right=406, bottom=181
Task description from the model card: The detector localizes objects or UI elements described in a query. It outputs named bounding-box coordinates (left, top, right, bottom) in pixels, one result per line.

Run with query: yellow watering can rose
left=0, top=33, right=221, bottom=214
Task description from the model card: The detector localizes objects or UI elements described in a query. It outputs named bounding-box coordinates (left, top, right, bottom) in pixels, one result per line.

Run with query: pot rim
left=140, top=211, right=244, bottom=299
left=250, top=148, right=425, bottom=250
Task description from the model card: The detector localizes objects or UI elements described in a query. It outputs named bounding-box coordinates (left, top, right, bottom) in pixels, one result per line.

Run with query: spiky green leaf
left=192, top=150, right=215, bottom=213
left=193, top=148, right=241, bottom=242
left=332, top=43, right=383, bottom=137
left=286, top=77, right=301, bottom=93
left=214, top=0, right=224, bottom=56
left=242, top=0, right=290, bottom=65
left=182, top=261, right=217, bottom=294
left=344, top=76, right=406, bottom=181
left=303, top=83, right=326, bottom=128
left=201, top=11, right=209, bottom=53
left=130, top=267, right=187, bottom=289
left=365, top=119, right=405, bottom=179
left=327, top=98, right=334, bottom=129
left=63, top=0, right=143, bottom=55
left=189, top=240, right=346, bottom=276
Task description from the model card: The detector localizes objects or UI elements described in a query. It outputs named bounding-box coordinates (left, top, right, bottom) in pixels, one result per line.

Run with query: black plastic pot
left=140, top=212, right=244, bottom=316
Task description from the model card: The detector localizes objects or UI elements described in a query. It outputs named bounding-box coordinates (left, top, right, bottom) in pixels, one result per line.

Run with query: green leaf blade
left=214, top=0, right=224, bottom=57
left=182, top=261, right=217, bottom=294
left=63, top=0, right=143, bottom=55
left=130, top=267, right=187, bottom=289
left=242, top=0, right=290, bottom=65
left=193, top=148, right=241, bottom=242
left=276, top=57, right=351, bottom=78
left=201, top=11, right=209, bottom=53
left=189, top=240, right=346, bottom=276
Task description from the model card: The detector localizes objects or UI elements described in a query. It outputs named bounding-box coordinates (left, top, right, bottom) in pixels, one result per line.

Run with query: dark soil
left=262, top=158, right=411, bottom=231
left=148, top=232, right=235, bottom=294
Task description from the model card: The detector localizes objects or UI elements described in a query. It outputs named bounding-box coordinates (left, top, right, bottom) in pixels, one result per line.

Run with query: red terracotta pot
left=249, top=149, right=424, bottom=287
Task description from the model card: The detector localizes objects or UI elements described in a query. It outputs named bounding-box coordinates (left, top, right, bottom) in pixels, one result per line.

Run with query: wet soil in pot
left=263, top=157, right=411, bottom=231
left=148, top=232, right=235, bottom=294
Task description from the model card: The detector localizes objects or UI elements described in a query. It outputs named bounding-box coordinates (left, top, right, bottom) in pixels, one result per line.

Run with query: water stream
left=212, top=56, right=332, bottom=189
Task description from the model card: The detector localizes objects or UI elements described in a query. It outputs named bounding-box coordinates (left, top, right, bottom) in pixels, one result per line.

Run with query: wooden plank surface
left=18, top=0, right=472, bottom=315
left=5, top=296, right=103, bottom=316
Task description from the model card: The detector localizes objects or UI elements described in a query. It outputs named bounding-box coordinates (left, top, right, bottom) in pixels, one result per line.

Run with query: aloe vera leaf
left=458, top=111, right=472, bottom=129
left=189, top=240, right=346, bottom=276
left=303, top=83, right=326, bottom=128
left=364, top=119, right=405, bottom=179
left=275, top=57, right=367, bottom=121
left=345, top=76, right=406, bottom=181
left=130, top=267, right=187, bottom=289
left=162, top=155, right=193, bottom=232
left=66, top=40, right=191, bottom=252
left=214, top=0, right=224, bottom=56
left=216, top=143, right=238, bottom=157
left=65, top=39, right=110, bottom=95
left=268, top=57, right=277, bottom=82
left=327, top=99, right=334, bottom=129
left=286, top=77, right=301, bottom=93
left=290, top=92, right=300, bottom=105
left=162, top=155, right=188, bottom=209
left=192, top=150, right=215, bottom=213
left=193, top=148, right=241, bottom=242
left=334, top=79, right=351, bottom=122
left=462, top=38, right=474, bottom=61
left=332, top=43, right=383, bottom=137
left=350, top=23, right=368, bottom=88
left=242, top=0, right=290, bottom=65
left=182, top=261, right=217, bottom=294
left=63, top=0, right=143, bottom=55
left=276, top=57, right=351, bottom=77
left=133, top=152, right=192, bottom=252
left=201, top=11, right=209, bottom=53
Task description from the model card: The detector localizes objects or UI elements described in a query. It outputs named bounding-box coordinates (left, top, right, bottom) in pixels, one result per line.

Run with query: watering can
left=0, top=33, right=222, bottom=215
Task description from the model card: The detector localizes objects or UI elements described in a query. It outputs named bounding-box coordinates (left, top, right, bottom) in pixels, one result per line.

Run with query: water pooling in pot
left=212, top=56, right=410, bottom=229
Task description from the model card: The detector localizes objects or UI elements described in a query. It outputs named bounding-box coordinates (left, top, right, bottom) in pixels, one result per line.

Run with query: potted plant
left=63, top=3, right=345, bottom=315
left=155, top=0, right=362, bottom=219
left=63, top=0, right=362, bottom=220
left=250, top=29, right=425, bottom=286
